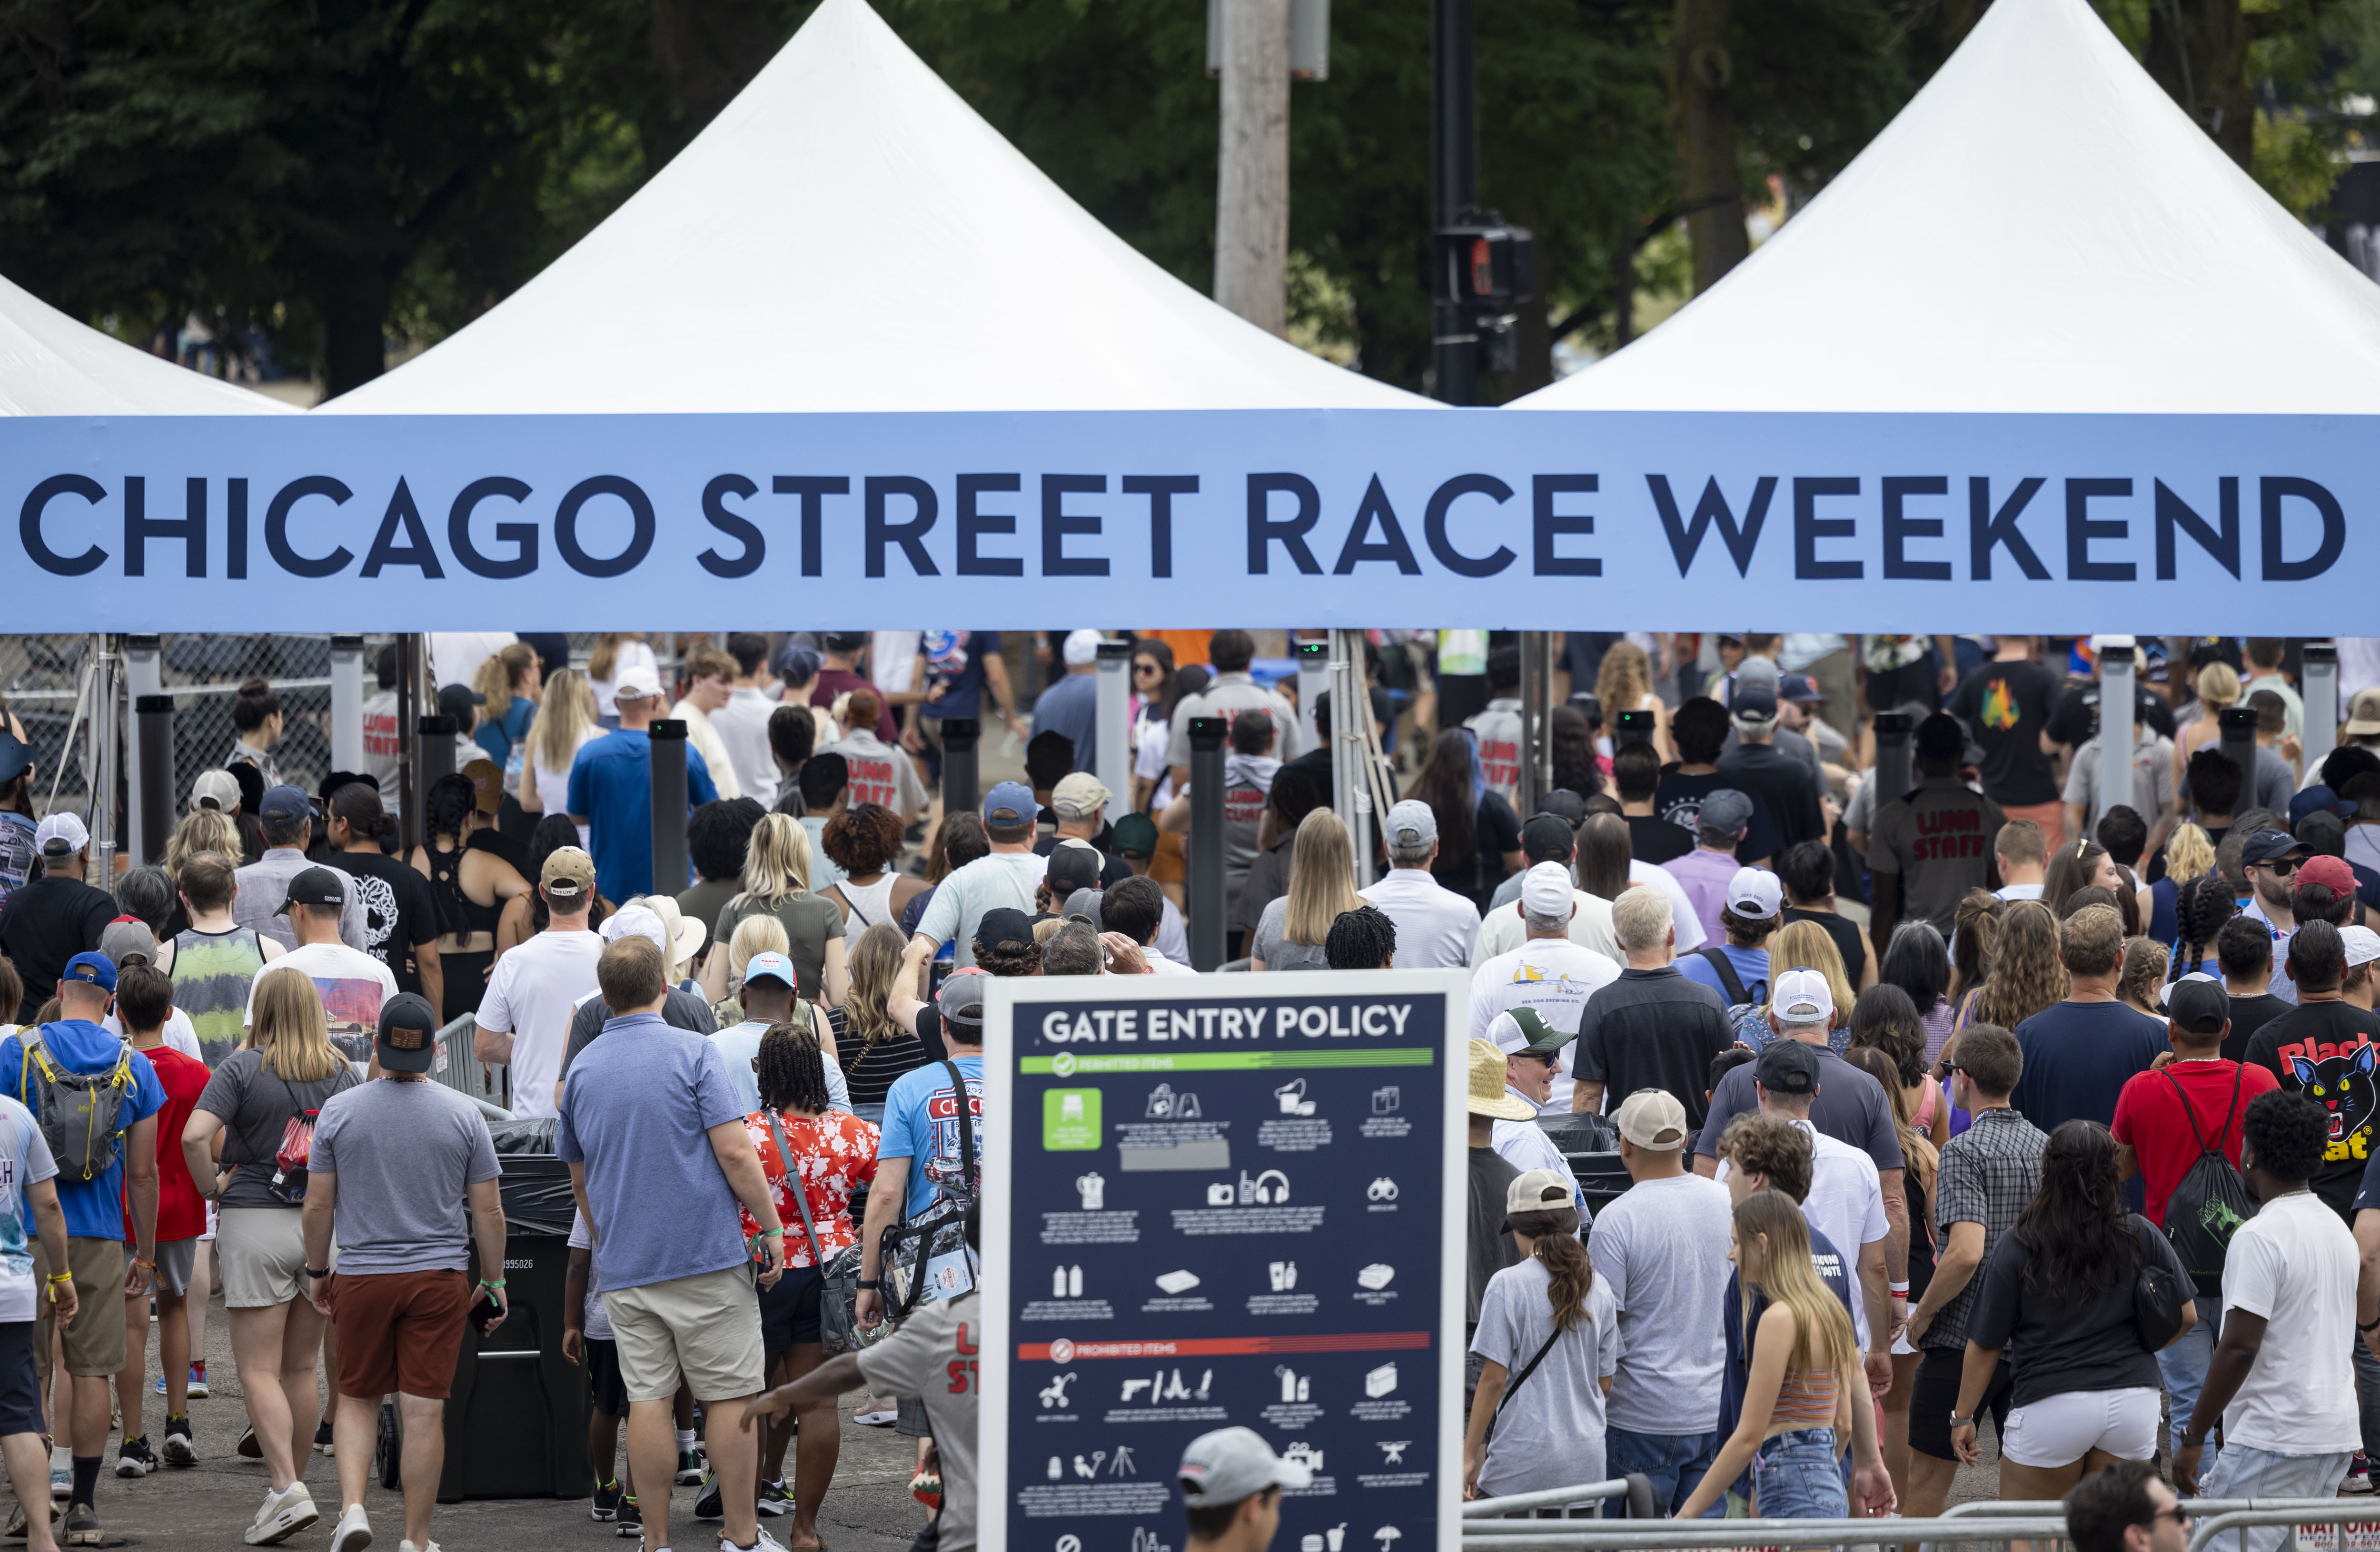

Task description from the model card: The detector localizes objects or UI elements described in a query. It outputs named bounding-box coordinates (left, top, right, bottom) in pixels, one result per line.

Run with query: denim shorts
left=1752, top=1428, right=1847, bottom=1519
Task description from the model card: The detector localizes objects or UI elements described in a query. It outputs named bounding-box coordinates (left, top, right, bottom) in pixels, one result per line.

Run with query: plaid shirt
left=1924, top=1105, right=2047, bottom=1353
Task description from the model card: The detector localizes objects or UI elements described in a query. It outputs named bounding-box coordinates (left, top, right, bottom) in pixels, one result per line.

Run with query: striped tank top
left=1771, top=1366, right=1841, bottom=1431
left=172, top=926, right=267, bottom=1067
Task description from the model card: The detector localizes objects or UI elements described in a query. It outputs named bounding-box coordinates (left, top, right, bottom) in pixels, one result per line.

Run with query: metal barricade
left=1461, top=1515, right=2072, bottom=1551
left=1465, top=1478, right=1635, bottom=1518
left=2190, top=1505, right=2380, bottom=1552
left=434, top=1011, right=509, bottom=1110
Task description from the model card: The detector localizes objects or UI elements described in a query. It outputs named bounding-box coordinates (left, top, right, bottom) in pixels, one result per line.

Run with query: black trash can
left=438, top=1151, right=593, bottom=1502
left=1537, top=1112, right=1631, bottom=1225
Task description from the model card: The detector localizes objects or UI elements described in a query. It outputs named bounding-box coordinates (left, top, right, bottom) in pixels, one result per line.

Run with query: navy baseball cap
left=0, top=734, right=30, bottom=785
left=983, top=781, right=1039, bottom=827
left=259, top=784, right=313, bottom=823
left=61, top=952, right=117, bottom=994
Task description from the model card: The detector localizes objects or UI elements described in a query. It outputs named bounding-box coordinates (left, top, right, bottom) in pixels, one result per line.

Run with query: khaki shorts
left=217, top=1208, right=334, bottom=1309
left=35, top=1239, right=125, bottom=1378
left=601, top=1263, right=764, bottom=1404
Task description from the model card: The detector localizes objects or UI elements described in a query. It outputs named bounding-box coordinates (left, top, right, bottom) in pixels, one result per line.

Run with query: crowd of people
left=0, top=629, right=2377, bottom=1552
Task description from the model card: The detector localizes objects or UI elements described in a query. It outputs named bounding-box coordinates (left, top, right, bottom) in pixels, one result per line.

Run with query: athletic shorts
left=36, top=1239, right=125, bottom=1378
left=2003, top=1386, right=2161, bottom=1469
left=602, top=1263, right=764, bottom=1404
left=758, top=1265, right=823, bottom=1352
left=131, top=1239, right=197, bottom=1297
left=0, top=1323, right=36, bottom=1438
left=333, top=1269, right=470, bottom=1401
left=586, top=1338, right=628, bottom=1419
left=1910, top=1346, right=2014, bottom=1463
left=218, top=1208, right=333, bottom=1309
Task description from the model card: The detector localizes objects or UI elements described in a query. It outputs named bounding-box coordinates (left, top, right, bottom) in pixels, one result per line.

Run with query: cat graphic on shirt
left=2290, top=1041, right=2379, bottom=1163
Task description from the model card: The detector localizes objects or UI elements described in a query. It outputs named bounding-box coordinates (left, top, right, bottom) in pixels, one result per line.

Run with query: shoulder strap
left=764, top=1110, right=828, bottom=1268
left=1696, top=946, right=1750, bottom=1006
left=2158, top=1068, right=2220, bottom=1159
left=943, top=1059, right=976, bottom=1184
left=1494, top=1325, right=1567, bottom=1420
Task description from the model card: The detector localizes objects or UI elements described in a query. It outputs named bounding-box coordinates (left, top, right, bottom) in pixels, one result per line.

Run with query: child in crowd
left=565, top=1211, right=638, bottom=1539
left=110, top=964, right=208, bottom=1475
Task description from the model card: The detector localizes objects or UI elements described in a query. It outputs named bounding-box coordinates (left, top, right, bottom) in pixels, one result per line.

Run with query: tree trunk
left=1665, top=0, right=1747, bottom=295
left=1612, top=218, right=1637, bottom=348
left=2147, top=0, right=2252, bottom=169
left=1214, top=0, right=1291, bottom=335
left=318, top=269, right=393, bottom=401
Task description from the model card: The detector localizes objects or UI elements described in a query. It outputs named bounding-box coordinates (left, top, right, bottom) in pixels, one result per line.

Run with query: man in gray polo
left=1358, top=801, right=1481, bottom=968
left=234, top=785, right=365, bottom=952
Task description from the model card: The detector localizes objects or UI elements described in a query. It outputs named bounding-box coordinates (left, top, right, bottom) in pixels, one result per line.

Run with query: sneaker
left=153, top=1373, right=166, bottom=1396
left=851, top=1395, right=897, bottom=1427
left=693, top=1470, right=723, bottom=1522
left=398, top=1542, right=439, bottom=1552
left=61, top=1503, right=99, bottom=1547
left=116, top=1435, right=158, bottom=1477
left=674, top=1448, right=704, bottom=1486
left=328, top=1500, right=373, bottom=1552
left=238, top=1425, right=263, bottom=1460
left=3, top=1500, right=57, bottom=1541
left=188, top=1363, right=209, bottom=1400
left=162, top=1416, right=196, bottom=1468
left=316, top=1420, right=336, bottom=1456
left=244, top=1483, right=319, bottom=1546
left=2347, top=1455, right=2376, bottom=1495
left=48, top=1464, right=68, bottom=1500
left=755, top=1480, right=792, bottom=1518
left=592, top=1481, right=624, bottom=1522
left=719, top=1532, right=786, bottom=1552
left=615, top=1496, right=643, bottom=1540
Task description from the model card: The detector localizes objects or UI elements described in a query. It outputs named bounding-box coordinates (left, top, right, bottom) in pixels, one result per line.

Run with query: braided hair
left=2172, top=873, right=2237, bottom=979
left=1324, top=904, right=1398, bottom=969
left=755, top=1019, right=831, bottom=1116
left=422, top=772, right=477, bottom=846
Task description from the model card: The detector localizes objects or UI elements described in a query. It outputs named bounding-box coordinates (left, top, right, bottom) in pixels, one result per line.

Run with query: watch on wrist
left=1947, top=1413, right=1975, bottom=1428
left=2181, top=1433, right=2207, bottom=1451
left=307, top=1268, right=332, bottom=1279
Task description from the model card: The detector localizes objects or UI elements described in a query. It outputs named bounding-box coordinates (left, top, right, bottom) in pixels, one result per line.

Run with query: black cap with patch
left=377, top=992, right=441, bottom=1074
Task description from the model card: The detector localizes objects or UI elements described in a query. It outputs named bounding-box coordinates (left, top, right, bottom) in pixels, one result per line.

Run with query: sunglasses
left=2255, top=859, right=2299, bottom=876
left=2147, top=1506, right=2191, bottom=1527
left=1133, top=662, right=1162, bottom=676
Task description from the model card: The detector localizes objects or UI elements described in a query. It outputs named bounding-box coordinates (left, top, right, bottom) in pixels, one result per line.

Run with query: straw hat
left=1467, top=1038, right=1534, bottom=1121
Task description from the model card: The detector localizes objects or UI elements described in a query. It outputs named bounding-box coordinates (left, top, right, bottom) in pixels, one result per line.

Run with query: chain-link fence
left=0, top=633, right=708, bottom=822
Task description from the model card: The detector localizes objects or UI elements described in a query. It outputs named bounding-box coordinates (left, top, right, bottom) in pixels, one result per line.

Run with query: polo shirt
left=1358, top=869, right=1480, bottom=969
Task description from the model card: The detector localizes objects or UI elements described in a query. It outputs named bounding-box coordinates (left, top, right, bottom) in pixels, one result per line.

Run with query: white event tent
left=0, top=274, right=290, bottom=415
left=324, top=0, right=1420, bottom=414
left=1513, top=0, right=2380, bottom=413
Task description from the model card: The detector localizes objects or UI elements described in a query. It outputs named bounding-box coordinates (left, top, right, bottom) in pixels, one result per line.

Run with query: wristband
left=2180, top=1433, right=2207, bottom=1451
left=2361, top=1314, right=2380, bottom=1334
left=1888, top=1281, right=1910, bottom=1295
left=45, top=1272, right=71, bottom=1285
left=477, top=1279, right=506, bottom=1290
left=857, top=1278, right=882, bottom=1290
left=307, top=1268, right=332, bottom=1279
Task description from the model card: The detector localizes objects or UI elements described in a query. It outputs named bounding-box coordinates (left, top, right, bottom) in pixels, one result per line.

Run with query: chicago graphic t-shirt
left=0, top=1095, right=56, bottom=1321
left=879, top=1057, right=984, bottom=1214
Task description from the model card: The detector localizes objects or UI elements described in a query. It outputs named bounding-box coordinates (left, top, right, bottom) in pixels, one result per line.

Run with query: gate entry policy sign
left=980, top=972, right=1467, bottom=1552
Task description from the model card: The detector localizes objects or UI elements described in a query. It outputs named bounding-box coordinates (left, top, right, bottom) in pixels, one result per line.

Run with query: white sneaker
left=329, top=1501, right=373, bottom=1552
left=720, top=1530, right=787, bottom=1552
left=397, top=1541, right=440, bottom=1552
left=851, top=1394, right=897, bottom=1427
left=244, top=1483, right=320, bottom=1546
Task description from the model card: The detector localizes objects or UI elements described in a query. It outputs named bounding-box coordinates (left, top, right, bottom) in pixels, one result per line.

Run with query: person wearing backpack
left=1674, top=863, right=1782, bottom=1047
left=181, top=967, right=361, bottom=1546
left=0, top=952, right=163, bottom=1548
left=2109, top=974, right=2277, bottom=1476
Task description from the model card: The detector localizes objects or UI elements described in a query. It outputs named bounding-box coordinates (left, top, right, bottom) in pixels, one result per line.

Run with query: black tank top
left=427, top=836, right=504, bottom=938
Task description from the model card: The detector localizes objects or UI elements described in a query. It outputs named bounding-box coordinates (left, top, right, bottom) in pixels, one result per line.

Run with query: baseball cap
left=541, top=845, right=595, bottom=902
left=259, top=783, right=313, bottom=823
left=2241, top=829, right=2309, bottom=866
left=821, top=632, right=869, bottom=654
left=982, top=781, right=1039, bottom=827
left=2291, top=786, right=2356, bottom=827
left=2165, top=975, right=2231, bottom=1035
left=2349, top=689, right=2380, bottom=740
left=1731, top=684, right=1779, bottom=724
left=1615, top=1088, right=1690, bottom=1151
left=1110, top=813, right=1158, bottom=860
left=1176, top=1426, right=1312, bottom=1507
left=1755, top=1038, right=1822, bottom=1096
left=2345, top=926, right=2380, bottom=969
left=1736, top=657, right=1781, bottom=691
left=98, top=919, right=159, bottom=968
left=0, top=734, right=30, bottom=785
left=1915, top=712, right=1967, bottom=764
left=2300, top=854, right=2357, bottom=896
left=937, top=973, right=987, bottom=1031
left=1045, top=840, right=1104, bottom=896
left=773, top=643, right=822, bottom=685
left=61, top=951, right=116, bottom=994
left=1727, top=866, right=1783, bottom=921
left=1520, top=861, right=1574, bottom=919
left=600, top=904, right=667, bottom=951
left=1467, top=1038, right=1533, bottom=1119
left=1519, top=813, right=1576, bottom=861
left=34, top=812, right=87, bottom=857
left=1061, top=629, right=1103, bottom=667
left=1051, top=772, right=1111, bottom=821
left=461, top=758, right=504, bottom=815
left=1063, top=888, right=1106, bottom=930
left=189, top=769, right=241, bottom=813
left=1697, top=789, right=1753, bottom=840
left=275, top=866, right=347, bottom=916
left=2299, top=811, right=2348, bottom=858
left=1503, top=1168, right=1577, bottom=1228
left=1387, top=800, right=1438, bottom=850
left=376, top=993, right=441, bottom=1074
left=437, top=682, right=486, bottom=719
left=1536, top=790, right=1588, bottom=828
left=1780, top=674, right=1824, bottom=705
left=742, top=950, right=798, bottom=990
left=977, top=907, right=1035, bottom=957
left=1490, top=1008, right=1575, bottom=1058
left=1770, top=965, right=1835, bottom=1024
left=612, top=669, right=663, bottom=702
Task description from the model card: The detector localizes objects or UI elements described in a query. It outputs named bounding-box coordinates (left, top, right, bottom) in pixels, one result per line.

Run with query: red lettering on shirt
left=2274, top=1033, right=2378, bottom=1070
left=928, top=1092, right=985, bottom=1121
left=956, top=1321, right=977, bottom=1356
left=845, top=756, right=899, bottom=809
left=947, top=1358, right=977, bottom=1394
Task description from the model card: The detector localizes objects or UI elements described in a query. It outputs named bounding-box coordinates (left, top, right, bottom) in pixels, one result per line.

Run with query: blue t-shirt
left=555, top=1012, right=748, bottom=1293
left=878, top=1056, right=984, bottom=1215
left=1029, top=673, right=1099, bottom=774
left=475, top=695, right=536, bottom=768
left=565, top=730, right=719, bottom=903
left=2010, top=998, right=2170, bottom=1136
left=1678, top=944, right=1770, bottom=1008
left=0, top=1022, right=165, bottom=1241
left=921, top=632, right=1002, bottom=723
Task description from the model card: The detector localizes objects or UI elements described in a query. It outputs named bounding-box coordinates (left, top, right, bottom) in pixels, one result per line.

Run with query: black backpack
left=2159, top=1064, right=2257, bottom=1298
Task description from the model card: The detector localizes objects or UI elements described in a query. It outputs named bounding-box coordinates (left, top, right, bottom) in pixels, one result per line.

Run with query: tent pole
left=2302, top=643, right=2338, bottom=777
left=1096, top=642, right=1133, bottom=829
left=330, top=636, right=366, bottom=775
left=1187, top=717, right=1228, bottom=969
left=124, top=636, right=161, bottom=864
left=2094, top=636, right=2134, bottom=840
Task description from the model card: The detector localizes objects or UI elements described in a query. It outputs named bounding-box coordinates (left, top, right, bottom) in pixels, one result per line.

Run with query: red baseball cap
left=2299, top=854, right=2357, bottom=896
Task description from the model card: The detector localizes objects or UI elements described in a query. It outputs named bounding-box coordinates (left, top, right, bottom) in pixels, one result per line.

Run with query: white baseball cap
left=189, top=769, right=242, bottom=813
left=1727, top=866, right=1783, bottom=921
left=2344, top=926, right=2380, bottom=969
left=1771, top=966, right=1835, bottom=1024
left=612, top=671, right=663, bottom=702
left=1520, top=861, right=1573, bottom=919
left=1062, top=629, right=1103, bottom=666
left=1177, top=1426, right=1312, bottom=1506
left=34, top=812, right=88, bottom=857
left=600, top=905, right=667, bottom=953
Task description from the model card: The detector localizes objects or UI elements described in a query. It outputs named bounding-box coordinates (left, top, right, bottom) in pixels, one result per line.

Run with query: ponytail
left=1507, top=1206, right=1594, bottom=1331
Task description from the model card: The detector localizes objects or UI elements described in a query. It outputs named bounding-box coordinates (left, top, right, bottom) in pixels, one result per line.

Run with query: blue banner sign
left=979, top=973, right=1466, bottom=1552
left=6, top=411, right=2369, bottom=630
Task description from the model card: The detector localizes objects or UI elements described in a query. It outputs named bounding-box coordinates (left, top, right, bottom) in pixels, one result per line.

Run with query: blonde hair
left=246, top=969, right=345, bottom=1083
left=1283, top=810, right=1364, bottom=946
left=2196, top=662, right=2241, bottom=710
left=1596, top=641, right=1652, bottom=717
left=1772, top=919, right=1854, bottom=1017
left=727, top=912, right=789, bottom=986
left=473, top=642, right=537, bottom=708
left=734, top=813, right=813, bottom=907
left=530, top=668, right=598, bottom=773
left=843, top=922, right=907, bottom=1050
left=166, top=810, right=239, bottom=883
left=1734, top=1189, right=1859, bottom=1374
left=587, top=633, right=632, bottom=684
left=2162, top=822, right=2215, bottom=887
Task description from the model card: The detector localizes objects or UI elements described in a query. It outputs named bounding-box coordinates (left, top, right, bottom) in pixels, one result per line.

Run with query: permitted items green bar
left=1022, top=1049, right=1436, bottom=1076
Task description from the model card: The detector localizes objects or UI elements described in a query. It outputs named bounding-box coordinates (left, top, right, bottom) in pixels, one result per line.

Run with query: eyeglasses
left=2147, top=1505, right=2191, bottom=1527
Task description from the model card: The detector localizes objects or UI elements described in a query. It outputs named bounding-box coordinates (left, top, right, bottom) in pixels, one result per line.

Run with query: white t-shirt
left=361, top=688, right=404, bottom=813
left=476, top=929, right=604, bottom=1118
left=1627, top=860, right=1708, bottom=952
left=1492, top=1101, right=1584, bottom=1207
left=2220, top=1191, right=2360, bottom=1454
left=1468, top=1258, right=1619, bottom=1500
left=1467, top=939, right=1622, bottom=1109
left=535, top=726, right=602, bottom=846
left=819, top=729, right=928, bottom=818
left=247, top=942, right=399, bottom=1060
left=670, top=700, right=744, bottom=802
left=587, top=641, right=660, bottom=721
left=0, top=1096, right=57, bottom=1322
left=915, top=851, right=1048, bottom=969
left=1472, top=890, right=1624, bottom=966
left=101, top=1009, right=204, bottom=1064
left=1132, top=720, right=1175, bottom=809
left=1797, top=1120, right=1885, bottom=1349
left=871, top=633, right=922, bottom=695
left=1140, top=949, right=1198, bottom=977
left=713, top=686, right=782, bottom=807
left=1587, top=1171, right=1734, bottom=1435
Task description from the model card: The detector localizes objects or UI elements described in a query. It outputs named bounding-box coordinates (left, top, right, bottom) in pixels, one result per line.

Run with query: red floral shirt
left=741, top=1108, right=880, bottom=1266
